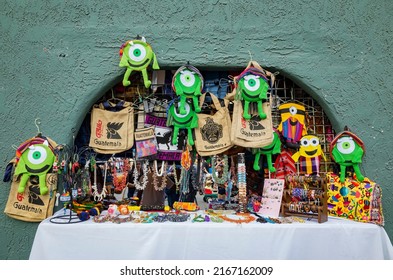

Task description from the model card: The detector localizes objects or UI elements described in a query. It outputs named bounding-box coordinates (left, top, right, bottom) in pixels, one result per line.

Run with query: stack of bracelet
left=237, top=153, right=247, bottom=213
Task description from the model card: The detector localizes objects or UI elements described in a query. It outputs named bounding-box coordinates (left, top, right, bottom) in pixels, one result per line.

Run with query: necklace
left=154, top=160, right=166, bottom=176
left=133, top=160, right=149, bottom=190
left=92, top=162, right=108, bottom=202
left=181, top=147, right=192, bottom=170
left=153, top=161, right=168, bottom=191
left=219, top=213, right=256, bottom=224
left=212, top=155, right=229, bottom=185
left=172, top=163, right=183, bottom=191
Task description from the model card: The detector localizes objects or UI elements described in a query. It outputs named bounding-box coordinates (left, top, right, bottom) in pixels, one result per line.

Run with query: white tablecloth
left=29, top=210, right=393, bottom=260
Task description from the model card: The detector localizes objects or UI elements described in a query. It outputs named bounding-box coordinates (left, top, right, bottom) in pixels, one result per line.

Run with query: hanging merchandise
left=277, top=102, right=308, bottom=148
left=172, top=64, right=203, bottom=114
left=13, top=138, right=56, bottom=195
left=291, top=135, right=326, bottom=175
left=230, top=96, right=274, bottom=148
left=145, top=114, right=186, bottom=161
left=326, top=173, right=384, bottom=225
left=166, top=99, right=198, bottom=146
left=273, top=149, right=296, bottom=179
left=194, top=92, right=233, bottom=156
left=252, top=131, right=282, bottom=172
left=237, top=153, right=247, bottom=213
left=89, top=101, right=134, bottom=154
left=234, top=61, right=275, bottom=120
left=118, top=36, right=159, bottom=88
left=134, top=126, right=158, bottom=159
left=330, top=128, right=365, bottom=183
left=4, top=129, right=58, bottom=222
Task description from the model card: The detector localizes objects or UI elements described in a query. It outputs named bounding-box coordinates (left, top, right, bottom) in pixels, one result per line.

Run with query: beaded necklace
left=172, top=163, right=183, bottom=191
left=92, top=162, right=108, bottom=202
left=133, top=160, right=149, bottom=190
left=153, top=161, right=168, bottom=191
left=219, top=213, right=256, bottom=224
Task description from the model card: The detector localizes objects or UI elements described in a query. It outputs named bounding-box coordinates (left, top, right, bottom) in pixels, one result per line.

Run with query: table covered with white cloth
left=29, top=210, right=393, bottom=260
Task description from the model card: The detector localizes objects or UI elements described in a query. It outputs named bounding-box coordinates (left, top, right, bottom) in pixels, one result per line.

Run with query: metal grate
left=269, top=75, right=336, bottom=175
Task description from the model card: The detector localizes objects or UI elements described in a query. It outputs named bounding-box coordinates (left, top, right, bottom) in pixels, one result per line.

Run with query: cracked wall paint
left=1, top=0, right=393, bottom=259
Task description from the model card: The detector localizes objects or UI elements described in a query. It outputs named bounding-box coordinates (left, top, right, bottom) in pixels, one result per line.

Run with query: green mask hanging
left=172, top=65, right=203, bottom=114
left=119, top=36, right=159, bottom=88
left=330, top=130, right=365, bottom=182
left=14, top=140, right=55, bottom=195
left=166, top=100, right=198, bottom=146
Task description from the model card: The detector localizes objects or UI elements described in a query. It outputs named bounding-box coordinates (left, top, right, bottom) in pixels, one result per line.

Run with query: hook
left=35, top=118, right=42, bottom=136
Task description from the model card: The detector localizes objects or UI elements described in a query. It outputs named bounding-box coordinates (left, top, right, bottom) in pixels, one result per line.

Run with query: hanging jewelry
left=154, top=160, right=166, bottom=176
left=212, top=155, right=229, bottom=185
left=133, top=160, right=149, bottom=190
left=153, top=161, right=168, bottom=191
left=113, top=158, right=131, bottom=194
left=92, top=162, right=108, bottom=202
left=181, top=146, right=192, bottom=170
left=172, top=163, right=183, bottom=191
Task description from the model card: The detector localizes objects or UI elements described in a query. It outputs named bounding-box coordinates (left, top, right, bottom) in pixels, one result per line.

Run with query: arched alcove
left=73, top=67, right=337, bottom=205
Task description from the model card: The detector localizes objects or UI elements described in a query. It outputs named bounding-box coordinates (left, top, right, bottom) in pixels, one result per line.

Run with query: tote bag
left=4, top=173, right=58, bottom=222
left=89, top=101, right=134, bottom=154
left=230, top=98, right=274, bottom=148
left=195, top=92, right=233, bottom=156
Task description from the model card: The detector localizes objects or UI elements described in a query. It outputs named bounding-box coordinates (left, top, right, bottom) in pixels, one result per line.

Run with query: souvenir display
left=194, top=92, right=233, bottom=156
left=172, top=64, right=203, bottom=114
left=291, top=135, right=326, bottom=175
left=326, top=173, right=383, bottom=225
left=119, top=36, right=159, bottom=88
left=166, top=99, right=198, bottom=146
left=252, top=131, right=282, bottom=172
left=330, top=129, right=365, bottom=182
left=259, top=179, right=285, bottom=218
left=234, top=61, right=274, bottom=120
left=281, top=175, right=328, bottom=223
left=277, top=102, right=308, bottom=147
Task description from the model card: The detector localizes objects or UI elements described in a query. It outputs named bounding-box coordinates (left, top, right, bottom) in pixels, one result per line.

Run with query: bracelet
left=210, top=216, right=224, bottom=223
left=167, top=213, right=190, bottom=222
left=192, top=214, right=206, bottom=223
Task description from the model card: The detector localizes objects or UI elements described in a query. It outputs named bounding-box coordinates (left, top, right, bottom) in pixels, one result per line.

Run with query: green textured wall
left=1, top=0, right=392, bottom=259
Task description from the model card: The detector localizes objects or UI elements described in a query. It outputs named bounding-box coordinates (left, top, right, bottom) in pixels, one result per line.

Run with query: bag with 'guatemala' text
left=89, top=101, right=134, bottom=154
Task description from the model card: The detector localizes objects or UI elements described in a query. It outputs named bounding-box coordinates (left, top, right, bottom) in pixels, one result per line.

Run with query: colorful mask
left=277, top=102, right=308, bottom=146
left=235, top=67, right=270, bottom=120
left=253, top=131, right=282, bottom=172
left=330, top=130, right=365, bottom=182
left=14, top=140, right=55, bottom=195
left=292, top=135, right=326, bottom=175
left=166, top=100, right=198, bottom=146
left=172, top=65, right=203, bottom=114
left=119, top=37, right=159, bottom=88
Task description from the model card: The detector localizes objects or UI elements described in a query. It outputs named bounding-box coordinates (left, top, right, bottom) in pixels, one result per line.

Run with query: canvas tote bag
left=195, top=92, right=233, bottom=156
left=230, top=97, right=274, bottom=148
left=4, top=173, right=58, bottom=222
left=89, top=101, right=134, bottom=154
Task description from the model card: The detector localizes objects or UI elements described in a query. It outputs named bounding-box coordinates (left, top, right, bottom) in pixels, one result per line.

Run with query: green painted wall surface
left=1, top=0, right=392, bottom=259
